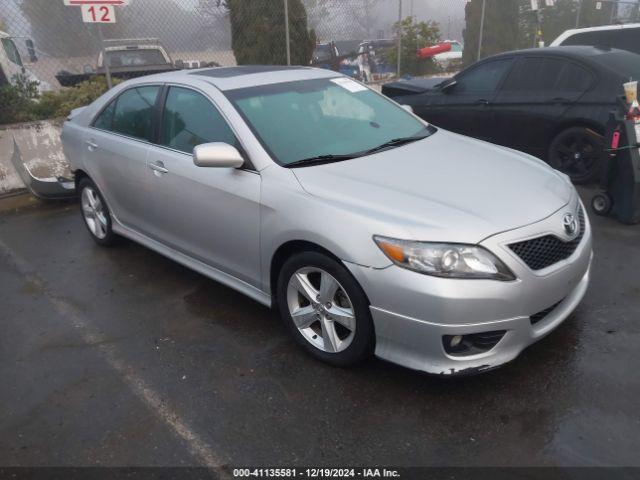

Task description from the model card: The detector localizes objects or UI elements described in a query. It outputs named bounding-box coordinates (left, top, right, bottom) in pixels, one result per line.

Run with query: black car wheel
left=548, top=127, right=604, bottom=184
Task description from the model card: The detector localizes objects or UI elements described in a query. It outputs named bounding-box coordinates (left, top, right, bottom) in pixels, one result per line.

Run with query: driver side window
left=160, top=87, right=238, bottom=154
left=456, top=59, right=512, bottom=92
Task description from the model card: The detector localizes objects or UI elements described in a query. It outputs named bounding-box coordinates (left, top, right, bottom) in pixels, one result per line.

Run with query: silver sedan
left=61, top=66, right=592, bottom=375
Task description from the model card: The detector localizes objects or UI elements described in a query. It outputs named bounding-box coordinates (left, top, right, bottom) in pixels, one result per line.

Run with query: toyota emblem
left=563, top=213, right=578, bottom=236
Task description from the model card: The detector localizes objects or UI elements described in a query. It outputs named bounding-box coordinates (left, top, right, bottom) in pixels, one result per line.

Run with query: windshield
left=225, top=77, right=432, bottom=166
left=105, top=49, right=168, bottom=67
left=1, top=38, right=23, bottom=67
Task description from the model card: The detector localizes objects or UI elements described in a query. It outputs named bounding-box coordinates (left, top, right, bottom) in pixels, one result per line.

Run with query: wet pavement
left=0, top=189, right=639, bottom=468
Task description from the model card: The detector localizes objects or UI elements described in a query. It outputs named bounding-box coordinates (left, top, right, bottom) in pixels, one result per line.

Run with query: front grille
left=530, top=300, right=563, bottom=325
left=508, top=207, right=585, bottom=271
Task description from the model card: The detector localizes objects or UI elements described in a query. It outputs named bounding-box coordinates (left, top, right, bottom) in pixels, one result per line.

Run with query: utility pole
left=97, top=24, right=112, bottom=90
left=397, top=0, right=402, bottom=77
left=610, top=0, right=618, bottom=22
left=284, top=0, right=291, bottom=66
left=477, top=0, right=486, bottom=61
left=575, top=0, right=583, bottom=27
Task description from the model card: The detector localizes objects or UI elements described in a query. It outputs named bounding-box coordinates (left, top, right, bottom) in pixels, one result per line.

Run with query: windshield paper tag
left=331, top=77, right=368, bottom=93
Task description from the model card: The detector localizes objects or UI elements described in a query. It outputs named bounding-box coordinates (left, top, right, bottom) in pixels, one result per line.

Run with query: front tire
left=276, top=251, right=375, bottom=367
left=548, top=127, right=604, bottom=184
left=78, top=177, right=117, bottom=246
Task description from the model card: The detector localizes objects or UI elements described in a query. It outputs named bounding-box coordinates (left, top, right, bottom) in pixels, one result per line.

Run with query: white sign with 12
left=63, top=0, right=130, bottom=24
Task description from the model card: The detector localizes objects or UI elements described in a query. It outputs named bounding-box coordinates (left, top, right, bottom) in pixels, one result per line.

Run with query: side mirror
left=193, top=142, right=244, bottom=169
left=25, top=39, right=37, bottom=63
left=400, top=104, right=414, bottom=113
left=441, top=80, right=457, bottom=93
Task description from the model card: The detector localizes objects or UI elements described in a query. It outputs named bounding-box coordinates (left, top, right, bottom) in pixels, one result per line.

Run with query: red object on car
left=417, top=42, right=451, bottom=59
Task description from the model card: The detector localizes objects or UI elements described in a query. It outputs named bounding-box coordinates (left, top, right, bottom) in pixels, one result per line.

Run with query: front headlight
left=374, top=236, right=515, bottom=281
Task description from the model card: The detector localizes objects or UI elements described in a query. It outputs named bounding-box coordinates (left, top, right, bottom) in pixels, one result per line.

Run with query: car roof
left=484, top=45, right=626, bottom=62
left=551, top=22, right=640, bottom=46
left=124, top=65, right=338, bottom=91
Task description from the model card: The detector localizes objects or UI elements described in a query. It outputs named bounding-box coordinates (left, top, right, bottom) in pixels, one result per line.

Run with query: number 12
left=87, top=5, right=111, bottom=22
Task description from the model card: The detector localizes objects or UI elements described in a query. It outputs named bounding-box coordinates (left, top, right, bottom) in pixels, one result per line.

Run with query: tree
left=462, top=0, right=520, bottom=66
left=199, top=0, right=316, bottom=65
left=389, top=17, right=441, bottom=76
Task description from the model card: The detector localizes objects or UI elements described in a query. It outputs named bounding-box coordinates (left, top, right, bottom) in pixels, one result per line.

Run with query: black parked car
left=383, top=46, right=640, bottom=183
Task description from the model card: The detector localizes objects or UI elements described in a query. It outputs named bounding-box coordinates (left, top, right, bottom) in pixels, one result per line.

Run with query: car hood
left=292, top=130, right=575, bottom=244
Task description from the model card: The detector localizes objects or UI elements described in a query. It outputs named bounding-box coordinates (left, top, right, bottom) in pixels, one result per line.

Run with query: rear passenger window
left=160, top=87, right=237, bottom=154
left=556, top=62, right=592, bottom=92
left=502, top=58, right=592, bottom=93
left=108, top=86, right=160, bottom=141
left=502, top=58, right=563, bottom=91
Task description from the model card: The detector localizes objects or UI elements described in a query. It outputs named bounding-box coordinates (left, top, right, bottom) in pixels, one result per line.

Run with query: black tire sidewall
left=548, top=127, right=603, bottom=184
left=78, top=178, right=116, bottom=246
left=276, top=251, right=375, bottom=367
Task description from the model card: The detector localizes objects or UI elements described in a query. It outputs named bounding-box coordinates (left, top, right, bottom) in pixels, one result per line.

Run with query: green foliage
left=0, top=74, right=40, bottom=124
left=224, top=0, right=316, bottom=65
left=389, top=17, right=441, bottom=77
left=45, top=76, right=120, bottom=119
left=0, top=76, right=119, bottom=125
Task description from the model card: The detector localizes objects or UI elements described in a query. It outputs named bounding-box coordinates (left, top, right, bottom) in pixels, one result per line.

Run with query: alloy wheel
left=549, top=129, right=601, bottom=183
left=81, top=186, right=108, bottom=240
left=286, top=267, right=356, bottom=353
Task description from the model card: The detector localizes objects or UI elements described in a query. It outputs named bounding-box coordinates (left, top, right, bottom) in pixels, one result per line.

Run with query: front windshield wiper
left=285, top=153, right=363, bottom=168
left=364, top=134, right=429, bottom=155
left=285, top=130, right=434, bottom=168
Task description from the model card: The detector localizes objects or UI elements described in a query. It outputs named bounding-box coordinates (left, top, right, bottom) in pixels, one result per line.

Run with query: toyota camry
left=61, top=66, right=592, bottom=375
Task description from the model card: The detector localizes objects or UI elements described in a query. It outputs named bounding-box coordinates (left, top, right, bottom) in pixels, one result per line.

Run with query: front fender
left=259, top=166, right=395, bottom=292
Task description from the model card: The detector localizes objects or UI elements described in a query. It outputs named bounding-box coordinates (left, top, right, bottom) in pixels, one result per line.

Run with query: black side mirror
left=25, top=39, right=37, bottom=63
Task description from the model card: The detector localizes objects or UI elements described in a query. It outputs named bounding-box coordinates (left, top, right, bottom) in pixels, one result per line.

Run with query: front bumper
left=345, top=198, right=592, bottom=375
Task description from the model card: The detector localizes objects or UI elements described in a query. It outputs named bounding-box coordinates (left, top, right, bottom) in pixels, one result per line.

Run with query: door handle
left=85, top=140, right=99, bottom=150
left=475, top=99, right=490, bottom=106
left=149, top=162, right=168, bottom=174
left=552, top=97, right=572, bottom=104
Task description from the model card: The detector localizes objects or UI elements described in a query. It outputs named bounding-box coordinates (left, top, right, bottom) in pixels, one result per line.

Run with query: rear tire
left=78, top=177, right=117, bottom=247
left=548, top=127, right=604, bottom=184
left=276, top=251, right=375, bottom=367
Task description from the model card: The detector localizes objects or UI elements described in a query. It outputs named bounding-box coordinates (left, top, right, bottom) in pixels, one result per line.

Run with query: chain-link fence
left=0, top=0, right=638, bottom=95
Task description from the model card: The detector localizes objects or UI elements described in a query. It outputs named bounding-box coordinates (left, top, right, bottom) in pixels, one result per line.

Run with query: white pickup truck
left=0, top=30, right=50, bottom=92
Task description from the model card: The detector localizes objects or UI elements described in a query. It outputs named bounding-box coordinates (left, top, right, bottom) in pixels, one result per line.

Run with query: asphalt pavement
left=0, top=189, right=639, bottom=470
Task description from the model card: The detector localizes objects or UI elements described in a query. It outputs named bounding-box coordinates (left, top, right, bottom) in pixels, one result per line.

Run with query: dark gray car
left=383, top=46, right=640, bottom=183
